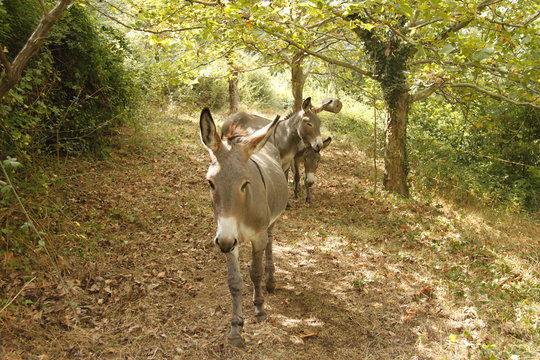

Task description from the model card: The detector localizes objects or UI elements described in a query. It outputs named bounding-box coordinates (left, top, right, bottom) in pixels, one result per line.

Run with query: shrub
left=0, top=2, right=135, bottom=159
left=239, top=69, right=280, bottom=109
left=409, top=95, right=540, bottom=211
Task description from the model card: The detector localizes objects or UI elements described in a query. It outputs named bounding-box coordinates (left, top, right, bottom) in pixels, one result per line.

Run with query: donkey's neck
left=273, top=113, right=302, bottom=170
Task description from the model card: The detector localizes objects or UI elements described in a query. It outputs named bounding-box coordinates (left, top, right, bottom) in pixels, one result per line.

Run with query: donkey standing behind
left=292, top=136, right=331, bottom=203
left=222, top=97, right=339, bottom=203
left=222, top=97, right=325, bottom=172
left=199, top=108, right=288, bottom=346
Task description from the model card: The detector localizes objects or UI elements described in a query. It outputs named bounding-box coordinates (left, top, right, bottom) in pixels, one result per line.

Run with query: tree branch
left=408, top=18, right=442, bottom=30
left=438, top=0, right=500, bottom=40
left=0, top=0, right=74, bottom=102
left=411, top=83, right=444, bottom=102
left=87, top=1, right=203, bottom=34
left=261, top=28, right=378, bottom=80
left=187, top=0, right=223, bottom=7
left=448, top=83, right=540, bottom=110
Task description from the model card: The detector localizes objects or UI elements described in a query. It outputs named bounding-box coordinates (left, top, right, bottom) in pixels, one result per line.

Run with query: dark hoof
left=228, top=336, right=244, bottom=347
left=255, top=313, right=267, bottom=323
left=286, top=202, right=292, bottom=210
left=266, top=281, right=276, bottom=293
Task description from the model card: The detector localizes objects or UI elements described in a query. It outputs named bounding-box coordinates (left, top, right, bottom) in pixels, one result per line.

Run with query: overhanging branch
left=0, top=0, right=74, bottom=101
left=87, top=1, right=203, bottom=34
left=261, top=28, right=377, bottom=80
left=449, top=83, right=540, bottom=110
left=411, top=83, right=444, bottom=102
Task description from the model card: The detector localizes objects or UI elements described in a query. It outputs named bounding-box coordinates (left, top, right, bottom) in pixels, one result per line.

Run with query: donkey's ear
left=322, top=136, right=332, bottom=149
left=313, top=99, right=333, bottom=113
left=302, top=97, right=313, bottom=111
left=245, top=115, right=280, bottom=156
left=200, top=108, right=221, bottom=153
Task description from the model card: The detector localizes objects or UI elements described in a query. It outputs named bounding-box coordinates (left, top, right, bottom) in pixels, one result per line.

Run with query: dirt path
left=2, top=107, right=538, bottom=359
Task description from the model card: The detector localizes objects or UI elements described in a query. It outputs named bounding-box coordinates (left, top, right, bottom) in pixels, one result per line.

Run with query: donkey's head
left=303, top=137, right=332, bottom=188
left=296, top=97, right=324, bottom=152
left=200, top=108, right=279, bottom=253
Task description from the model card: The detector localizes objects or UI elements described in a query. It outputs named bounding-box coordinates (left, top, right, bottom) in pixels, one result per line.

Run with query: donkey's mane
left=283, top=109, right=297, bottom=121
left=223, top=122, right=251, bottom=144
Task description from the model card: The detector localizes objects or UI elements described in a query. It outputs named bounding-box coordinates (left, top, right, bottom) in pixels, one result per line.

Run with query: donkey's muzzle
left=215, top=236, right=238, bottom=253
left=305, top=173, right=316, bottom=187
left=311, top=137, right=323, bottom=152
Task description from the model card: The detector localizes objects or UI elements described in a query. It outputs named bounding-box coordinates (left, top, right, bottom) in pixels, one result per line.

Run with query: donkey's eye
left=305, top=122, right=313, bottom=127
left=241, top=181, right=250, bottom=192
left=208, top=180, right=215, bottom=191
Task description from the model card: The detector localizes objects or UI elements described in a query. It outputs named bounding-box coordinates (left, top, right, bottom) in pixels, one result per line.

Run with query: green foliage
left=163, top=77, right=229, bottom=109
left=410, top=96, right=540, bottom=211
left=0, top=2, right=136, bottom=159
left=0, top=0, right=40, bottom=55
left=239, top=69, right=281, bottom=109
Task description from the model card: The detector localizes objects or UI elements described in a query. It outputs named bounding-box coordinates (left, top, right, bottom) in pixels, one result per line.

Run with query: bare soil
left=1, top=108, right=539, bottom=359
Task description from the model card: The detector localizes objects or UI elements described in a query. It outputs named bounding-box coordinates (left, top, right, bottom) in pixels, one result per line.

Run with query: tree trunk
left=383, top=89, right=410, bottom=196
left=228, top=71, right=239, bottom=114
left=291, top=52, right=305, bottom=111
left=0, top=0, right=73, bottom=101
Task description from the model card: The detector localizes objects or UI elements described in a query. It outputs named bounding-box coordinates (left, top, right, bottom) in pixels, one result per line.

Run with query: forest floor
left=1, top=104, right=539, bottom=360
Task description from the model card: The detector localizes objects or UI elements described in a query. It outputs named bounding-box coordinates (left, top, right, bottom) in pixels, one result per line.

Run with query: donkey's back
left=222, top=112, right=271, bottom=138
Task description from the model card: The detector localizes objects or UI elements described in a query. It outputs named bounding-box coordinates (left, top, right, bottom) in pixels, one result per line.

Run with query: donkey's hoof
left=266, top=281, right=276, bottom=293
left=255, top=313, right=267, bottom=323
left=228, top=336, right=244, bottom=347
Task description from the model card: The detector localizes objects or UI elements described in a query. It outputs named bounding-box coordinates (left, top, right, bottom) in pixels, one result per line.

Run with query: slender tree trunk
left=228, top=71, right=239, bottom=114
left=0, top=0, right=73, bottom=101
left=291, top=52, right=305, bottom=111
left=383, top=89, right=410, bottom=196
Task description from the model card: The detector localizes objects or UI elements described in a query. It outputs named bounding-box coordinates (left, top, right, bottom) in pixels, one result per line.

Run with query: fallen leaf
left=299, top=329, right=318, bottom=339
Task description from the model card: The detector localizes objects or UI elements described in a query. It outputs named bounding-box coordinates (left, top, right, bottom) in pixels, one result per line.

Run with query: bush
left=239, top=69, right=280, bottom=109
left=409, top=95, right=540, bottom=211
left=0, top=2, right=135, bottom=159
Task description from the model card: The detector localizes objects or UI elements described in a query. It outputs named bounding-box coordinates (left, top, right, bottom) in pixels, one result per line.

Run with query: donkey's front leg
left=293, top=156, right=302, bottom=199
left=305, top=183, right=313, bottom=203
left=226, top=247, right=244, bottom=346
left=250, top=236, right=267, bottom=322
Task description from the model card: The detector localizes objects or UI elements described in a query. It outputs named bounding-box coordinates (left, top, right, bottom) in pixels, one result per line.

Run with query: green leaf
left=20, top=222, right=32, bottom=232
left=3, top=156, right=22, bottom=169
left=1, top=184, right=13, bottom=195
left=471, top=46, right=494, bottom=61
left=440, top=44, right=455, bottom=55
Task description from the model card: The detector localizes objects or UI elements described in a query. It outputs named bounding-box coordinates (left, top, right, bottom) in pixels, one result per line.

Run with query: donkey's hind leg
left=265, top=226, right=276, bottom=293
left=250, top=239, right=267, bottom=322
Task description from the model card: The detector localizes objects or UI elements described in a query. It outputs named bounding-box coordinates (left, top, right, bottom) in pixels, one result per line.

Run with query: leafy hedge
left=409, top=95, right=540, bottom=211
left=0, top=1, right=135, bottom=159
